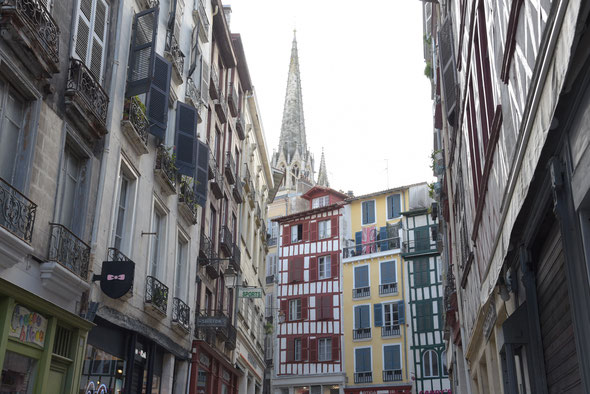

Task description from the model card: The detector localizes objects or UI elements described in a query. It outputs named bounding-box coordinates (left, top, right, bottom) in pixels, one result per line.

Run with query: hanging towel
left=362, top=226, right=377, bottom=254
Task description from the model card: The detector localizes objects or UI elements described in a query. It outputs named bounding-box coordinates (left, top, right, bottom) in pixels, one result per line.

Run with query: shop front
left=0, top=278, right=93, bottom=394
left=190, top=340, right=239, bottom=394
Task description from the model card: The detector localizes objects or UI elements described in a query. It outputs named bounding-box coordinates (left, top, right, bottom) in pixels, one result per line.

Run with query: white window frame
left=382, top=343, right=402, bottom=371
left=291, top=224, right=303, bottom=243
left=353, top=264, right=370, bottom=289
left=289, top=298, right=301, bottom=321
left=361, top=199, right=376, bottom=225
left=312, top=195, right=329, bottom=209
left=318, top=219, right=331, bottom=239
left=294, top=338, right=302, bottom=361
left=386, top=193, right=402, bottom=220
left=353, top=304, right=371, bottom=329
left=149, top=198, right=169, bottom=279
left=379, top=260, right=397, bottom=285
left=318, top=338, right=332, bottom=361
left=354, top=346, right=372, bottom=373
left=422, top=349, right=439, bottom=377
left=383, top=303, right=399, bottom=327
left=175, top=229, right=189, bottom=301
left=318, top=255, right=331, bottom=279
left=110, top=159, right=138, bottom=255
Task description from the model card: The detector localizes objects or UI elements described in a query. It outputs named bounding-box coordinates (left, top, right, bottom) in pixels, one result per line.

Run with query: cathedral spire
left=317, top=148, right=330, bottom=187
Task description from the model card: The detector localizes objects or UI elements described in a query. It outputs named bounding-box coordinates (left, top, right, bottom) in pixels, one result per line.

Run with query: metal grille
left=53, top=325, right=72, bottom=358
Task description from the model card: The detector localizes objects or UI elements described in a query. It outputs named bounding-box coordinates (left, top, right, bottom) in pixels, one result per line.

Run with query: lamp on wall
left=224, top=266, right=239, bottom=288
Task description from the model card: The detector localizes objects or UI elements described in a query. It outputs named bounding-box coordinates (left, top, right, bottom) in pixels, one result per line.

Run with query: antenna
left=385, top=159, right=389, bottom=189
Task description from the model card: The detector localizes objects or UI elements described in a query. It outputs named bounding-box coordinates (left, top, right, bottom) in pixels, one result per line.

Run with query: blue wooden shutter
left=355, top=231, right=362, bottom=255
left=175, top=102, right=198, bottom=177
left=362, top=348, right=371, bottom=371
left=194, top=140, right=209, bottom=207
left=355, top=348, right=364, bottom=372
left=360, top=305, right=369, bottom=328
left=374, top=303, right=383, bottom=327
left=126, top=7, right=159, bottom=97
left=379, top=226, right=388, bottom=251
left=398, top=301, right=405, bottom=324
left=384, top=346, right=394, bottom=370
left=354, top=306, right=361, bottom=329
left=392, top=194, right=401, bottom=218
left=355, top=265, right=368, bottom=288
left=381, top=261, right=395, bottom=284
left=147, top=55, right=172, bottom=139
left=368, top=201, right=375, bottom=223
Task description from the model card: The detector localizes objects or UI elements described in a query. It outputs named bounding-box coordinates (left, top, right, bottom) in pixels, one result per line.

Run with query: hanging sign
left=96, top=260, right=135, bottom=299
left=9, top=304, right=48, bottom=347
left=197, top=315, right=228, bottom=327
left=238, top=288, right=262, bottom=298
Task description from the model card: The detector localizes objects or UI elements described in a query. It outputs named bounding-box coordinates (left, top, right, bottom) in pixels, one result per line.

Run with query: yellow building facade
left=342, top=187, right=413, bottom=393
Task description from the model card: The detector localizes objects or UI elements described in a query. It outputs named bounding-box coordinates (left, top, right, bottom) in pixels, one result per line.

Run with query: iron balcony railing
left=215, top=91, right=228, bottom=124
left=209, top=158, right=223, bottom=199
left=155, top=145, right=178, bottom=190
left=215, top=309, right=229, bottom=340
left=48, top=223, right=90, bottom=280
left=343, top=236, right=400, bottom=259
left=205, top=258, right=219, bottom=279
left=1, top=0, right=60, bottom=70
left=379, top=282, right=398, bottom=295
left=0, top=177, right=36, bottom=243
left=172, top=297, right=190, bottom=331
left=165, top=34, right=185, bottom=82
left=179, top=179, right=198, bottom=220
left=186, top=77, right=201, bottom=109
left=199, top=232, right=212, bottom=265
left=145, top=276, right=168, bottom=315
left=352, top=287, right=370, bottom=299
left=267, top=237, right=277, bottom=247
left=65, top=58, right=109, bottom=133
left=225, top=321, right=237, bottom=350
left=354, top=372, right=372, bottom=384
left=107, top=247, right=133, bottom=262
left=266, top=275, right=275, bottom=284
left=236, top=111, right=245, bottom=140
left=194, top=311, right=217, bottom=344
left=123, top=96, right=149, bottom=146
left=228, top=84, right=238, bottom=116
left=383, top=369, right=402, bottom=382
left=230, top=243, right=240, bottom=271
left=224, top=152, right=236, bottom=185
left=352, top=327, right=371, bottom=340
left=232, top=180, right=243, bottom=204
left=219, top=225, right=233, bottom=255
left=382, top=325, right=401, bottom=337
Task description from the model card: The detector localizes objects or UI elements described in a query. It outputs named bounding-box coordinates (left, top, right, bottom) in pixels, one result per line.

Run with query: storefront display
left=79, top=344, right=126, bottom=394
left=0, top=351, right=38, bottom=394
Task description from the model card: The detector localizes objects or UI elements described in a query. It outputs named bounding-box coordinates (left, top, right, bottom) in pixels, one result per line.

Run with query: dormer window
left=312, top=195, right=330, bottom=209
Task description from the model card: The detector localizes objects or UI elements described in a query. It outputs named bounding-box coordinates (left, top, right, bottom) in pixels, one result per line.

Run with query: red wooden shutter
left=282, top=225, right=290, bottom=246
left=302, top=337, right=309, bottom=361
left=286, top=338, right=294, bottom=362
left=316, top=295, right=324, bottom=320
left=332, top=335, right=340, bottom=361
left=310, top=221, right=318, bottom=241
left=331, top=218, right=338, bottom=238
left=301, top=297, right=308, bottom=320
left=331, top=253, right=339, bottom=278
left=309, top=338, right=318, bottom=362
left=303, top=221, right=309, bottom=241
left=325, top=295, right=333, bottom=320
left=294, top=256, right=304, bottom=282
left=280, top=299, right=288, bottom=321
left=310, top=257, right=318, bottom=282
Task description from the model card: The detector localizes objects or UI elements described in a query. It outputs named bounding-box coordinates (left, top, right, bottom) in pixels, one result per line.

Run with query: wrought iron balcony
left=225, top=321, right=237, bottom=350
left=383, top=369, right=402, bottom=382
left=382, top=325, right=401, bottom=338
left=172, top=297, right=190, bottom=331
left=65, top=59, right=109, bottom=140
left=165, top=35, right=185, bottom=85
left=0, top=0, right=60, bottom=77
left=232, top=180, right=243, bottom=204
left=352, top=327, right=371, bottom=340
left=121, top=96, right=149, bottom=154
left=224, top=152, right=236, bottom=185
left=230, top=243, right=240, bottom=271
left=192, top=0, right=209, bottom=42
left=352, top=287, right=370, bottom=299
left=194, top=311, right=217, bottom=344
left=186, top=77, right=202, bottom=113
left=48, top=223, right=90, bottom=280
left=444, top=268, right=458, bottom=313
left=210, top=64, right=219, bottom=99
left=199, top=232, right=212, bottom=265
left=266, top=275, right=275, bottom=285
left=179, top=179, right=198, bottom=224
left=242, top=165, right=251, bottom=192
left=254, top=202, right=261, bottom=226
left=208, top=151, right=217, bottom=180
left=210, top=165, right=223, bottom=200
left=206, top=258, right=219, bottom=279
left=354, top=372, right=372, bottom=384
left=267, top=237, right=277, bottom=247
left=236, top=111, right=246, bottom=140
left=343, top=236, right=400, bottom=259
left=215, top=310, right=229, bottom=340
left=219, top=225, right=233, bottom=255
left=145, top=275, right=169, bottom=316
left=215, top=92, right=228, bottom=124
left=228, top=85, right=239, bottom=116
left=379, top=282, right=398, bottom=295
left=0, top=178, right=36, bottom=243
left=155, top=145, right=178, bottom=195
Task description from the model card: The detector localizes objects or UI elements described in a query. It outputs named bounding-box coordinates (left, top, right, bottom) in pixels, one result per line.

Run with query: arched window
left=442, top=350, right=448, bottom=376
left=423, top=349, right=439, bottom=377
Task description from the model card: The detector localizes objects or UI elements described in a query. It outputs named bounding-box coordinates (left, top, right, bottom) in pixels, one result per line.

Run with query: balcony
left=267, top=237, right=277, bottom=247
left=121, top=96, right=149, bottom=155
left=186, top=78, right=204, bottom=122
left=154, top=145, right=178, bottom=195
left=215, top=310, right=229, bottom=340
left=379, top=282, right=398, bottom=295
left=198, top=232, right=212, bottom=266
left=228, top=85, right=238, bottom=117
left=266, top=275, right=275, bottom=285
left=352, top=287, right=370, bottom=299
left=192, top=0, right=209, bottom=43
left=215, top=92, right=228, bottom=124
left=219, top=225, right=233, bottom=255
left=179, top=179, right=198, bottom=224
left=210, top=64, right=219, bottom=99
left=164, top=35, right=185, bottom=85
left=232, top=180, right=243, bottom=204
left=229, top=243, right=240, bottom=271
left=194, top=311, right=217, bottom=344
left=65, top=59, right=109, bottom=140
left=0, top=177, right=36, bottom=245
left=224, top=152, right=236, bottom=185
left=210, top=166, right=223, bottom=200
left=47, top=223, right=90, bottom=280
left=383, top=369, right=402, bottom=382
left=343, top=236, right=400, bottom=259
left=236, top=111, right=246, bottom=140
left=0, top=0, right=59, bottom=78
left=172, top=297, right=190, bottom=332
left=353, top=327, right=371, bottom=340
left=261, top=221, right=267, bottom=243
left=382, top=325, right=400, bottom=338
left=354, top=372, right=372, bottom=384
left=145, top=275, right=169, bottom=316
left=225, top=322, right=237, bottom=350
left=255, top=202, right=261, bottom=226
left=444, top=269, right=458, bottom=313
left=401, top=232, right=437, bottom=256
left=206, top=258, right=219, bottom=279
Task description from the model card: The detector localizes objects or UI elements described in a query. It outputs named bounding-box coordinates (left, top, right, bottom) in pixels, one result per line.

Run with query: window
left=112, top=165, right=137, bottom=254
left=318, top=338, right=332, bottom=361
left=380, top=261, right=396, bottom=284
left=414, top=258, right=431, bottom=287
left=384, top=344, right=401, bottom=371
left=383, top=303, right=400, bottom=327
left=361, top=200, right=376, bottom=225
left=354, top=348, right=371, bottom=372
left=416, top=300, right=434, bottom=332
left=175, top=235, right=188, bottom=300
left=150, top=208, right=166, bottom=278
left=291, top=224, right=303, bottom=243
left=312, top=195, right=329, bottom=209
left=289, top=299, right=301, bottom=321
left=209, top=205, right=217, bottom=245
left=387, top=194, right=401, bottom=219
left=319, top=255, right=331, bottom=279
left=0, top=80, right=29, bottom=190
left=354, top=305, right=370, bottom=329
left=354, top=265, right=369, bottom=289
left=294, top=338, right=302, bottom=361
left=317, top=295, right=332, bottom=320
left=73, top=0, right=109, bottom=83
left=423, top=350, right=439, bottom=377
left=58, top=144, right=88, bottom=236
left=318, top=220, right=331, bottom=239
left=414, top=227, right=431, bottom=251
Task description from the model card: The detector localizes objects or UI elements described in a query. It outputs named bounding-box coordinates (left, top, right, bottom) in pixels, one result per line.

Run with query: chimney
left=223, top=5, right=232, bottom=29
left=347, top=190, right=354, bottom=198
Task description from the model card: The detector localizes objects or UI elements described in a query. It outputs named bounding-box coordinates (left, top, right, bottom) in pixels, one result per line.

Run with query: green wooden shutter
left=175, top=102, right=198, bottom=177
left=126, top=7, right=159, bottom=97
left=379, top=226, right=388, bottom=251
left=194, top=140, right=209, bottom=207
left=147, top=55, right=172, bottom=139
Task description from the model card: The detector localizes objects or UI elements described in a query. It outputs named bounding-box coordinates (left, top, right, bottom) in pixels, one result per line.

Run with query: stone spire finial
left=317, top=148, right=329, bottom=187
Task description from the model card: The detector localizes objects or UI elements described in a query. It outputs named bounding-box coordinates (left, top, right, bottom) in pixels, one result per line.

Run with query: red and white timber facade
left=272, top=187, right=348, bottom=394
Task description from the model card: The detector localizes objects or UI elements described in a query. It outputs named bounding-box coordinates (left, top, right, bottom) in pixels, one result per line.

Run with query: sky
left=228, top=0, right=435, bottom=196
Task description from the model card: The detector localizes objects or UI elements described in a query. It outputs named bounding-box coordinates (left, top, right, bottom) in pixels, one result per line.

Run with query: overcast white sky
left=228, top=0, right=434, bottom=196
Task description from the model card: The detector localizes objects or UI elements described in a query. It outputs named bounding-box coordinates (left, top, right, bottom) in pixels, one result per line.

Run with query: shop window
left=0, top=351, right=39, bottom=393
left=79, top=344, right=126, bottom=393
